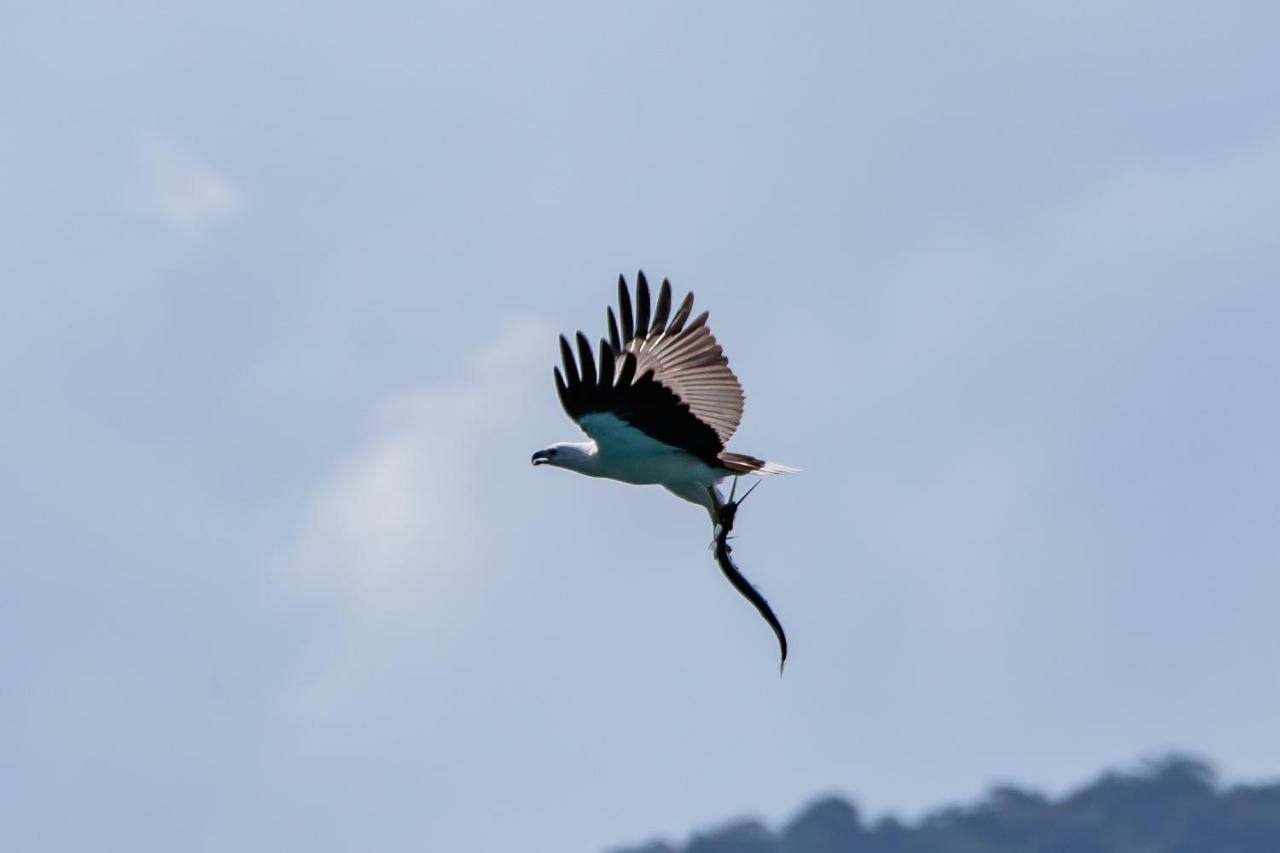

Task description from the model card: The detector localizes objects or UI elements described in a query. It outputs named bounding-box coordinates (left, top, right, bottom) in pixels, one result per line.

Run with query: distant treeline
left=609, top=757, right=1280, bottom=853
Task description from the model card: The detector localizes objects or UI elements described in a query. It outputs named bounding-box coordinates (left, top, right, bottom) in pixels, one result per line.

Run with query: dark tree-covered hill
left=608, top=757, right=1280, bottom=853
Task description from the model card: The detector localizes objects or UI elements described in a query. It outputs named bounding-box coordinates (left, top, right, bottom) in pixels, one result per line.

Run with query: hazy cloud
left=132, top=134, right=244, bottom=234
left=282, top=317, right=551, bottom=716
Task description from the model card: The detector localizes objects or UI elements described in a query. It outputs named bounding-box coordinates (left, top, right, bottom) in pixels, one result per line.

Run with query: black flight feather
left=615, top=350, right=637, bottom=387
left=618, top=275, right=634, bottom=344
left=607, top=307, right=622, bottom=352
left=575, top=332, right=596, bottom=387
left=597, top=339, right=615, bottom=386
left=667, top=292, right=694, bottom=334
left=558, top=335, right=579, bottom=386
left=553, top=366, right=569, bottom=412
left=634, top=271, right=651, bottom=340
left=651, top=279, right=672, bottom=334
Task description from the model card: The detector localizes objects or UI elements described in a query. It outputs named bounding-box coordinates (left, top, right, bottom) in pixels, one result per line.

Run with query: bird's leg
left=712, top=476, right=763, bottom=544
left=724, top=476, right=761, bottom=518
left=715, top=478, right=743, bottom=534
left=719, top=487, right=739, bottom=535
left=707, top=484, right=729, bottom=546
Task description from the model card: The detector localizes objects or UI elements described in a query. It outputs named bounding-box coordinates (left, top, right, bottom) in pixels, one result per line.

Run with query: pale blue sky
left=4, top=3, right=1279, bottom=851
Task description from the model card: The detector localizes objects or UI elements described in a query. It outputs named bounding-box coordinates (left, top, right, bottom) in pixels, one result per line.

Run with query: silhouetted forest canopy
left=608, top=757, right=1280, bottom=853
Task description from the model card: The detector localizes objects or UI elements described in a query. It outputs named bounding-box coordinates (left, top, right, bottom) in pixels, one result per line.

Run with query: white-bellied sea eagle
left=531, top=272, right=796, bottom=670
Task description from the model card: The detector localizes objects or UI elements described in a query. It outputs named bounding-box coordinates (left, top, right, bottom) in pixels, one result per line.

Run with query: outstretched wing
left=554, top=272, right=744, bottom=466
left=554, top=331, right=724, bottom=465
left=608, top=272, right=745, bottom=446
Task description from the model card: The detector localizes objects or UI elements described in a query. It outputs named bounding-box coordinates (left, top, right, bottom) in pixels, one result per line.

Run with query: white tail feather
left=754, top=460, right=799, bottom=475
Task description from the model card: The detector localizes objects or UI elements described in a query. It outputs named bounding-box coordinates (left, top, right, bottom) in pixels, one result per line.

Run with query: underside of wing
left=577, top=411, right=684, bottom=457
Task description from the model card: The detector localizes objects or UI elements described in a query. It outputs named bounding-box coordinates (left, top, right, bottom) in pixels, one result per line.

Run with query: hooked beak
left=531, top=449, right=552, bottom=466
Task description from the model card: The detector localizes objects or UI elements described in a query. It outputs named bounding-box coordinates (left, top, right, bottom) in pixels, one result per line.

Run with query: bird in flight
left=531, top=272, right=796, bottom=670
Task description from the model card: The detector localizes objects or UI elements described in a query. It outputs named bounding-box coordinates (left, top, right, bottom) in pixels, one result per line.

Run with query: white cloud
left=132, top=134, right=244, bottom=234
left=281, top=317, right=551, bottom=717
